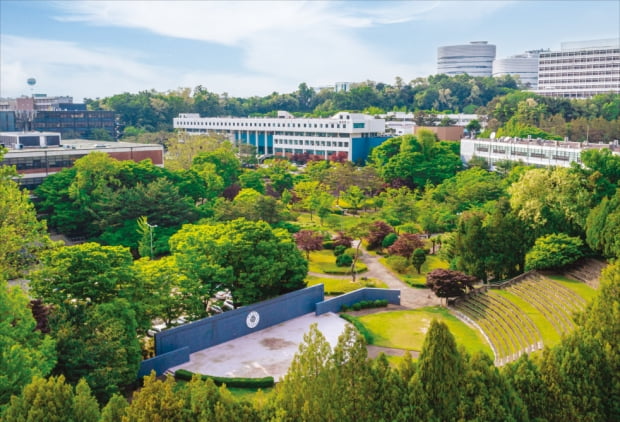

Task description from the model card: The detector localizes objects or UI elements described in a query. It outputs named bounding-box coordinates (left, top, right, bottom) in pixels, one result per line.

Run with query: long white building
left=437, top=41, right=496, bottom=77
left=536, top=38, right=620, bottom=98
left=173, top=111, right=388, bottom=162
left=461, top=136, right=620, bottom=169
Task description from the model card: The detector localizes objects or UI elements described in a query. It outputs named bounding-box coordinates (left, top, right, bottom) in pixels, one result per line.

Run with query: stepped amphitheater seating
left=561, top=258, right=606, bottom=289
left=451, top=271, right=589, bottom=366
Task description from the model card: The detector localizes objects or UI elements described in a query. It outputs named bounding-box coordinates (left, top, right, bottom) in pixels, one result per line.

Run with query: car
left=209, top=305, right=223, bottom=314
left=147, top=322, right=167, bottom=337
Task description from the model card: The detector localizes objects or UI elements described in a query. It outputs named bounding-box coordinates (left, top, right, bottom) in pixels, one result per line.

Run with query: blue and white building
left=173, top=111, right=389, bottom=162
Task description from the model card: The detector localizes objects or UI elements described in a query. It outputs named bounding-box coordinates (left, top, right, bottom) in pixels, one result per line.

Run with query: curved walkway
left=310, top=247, right=441, bottom=309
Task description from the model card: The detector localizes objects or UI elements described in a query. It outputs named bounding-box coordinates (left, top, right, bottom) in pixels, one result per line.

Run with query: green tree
left=525, top=233, right=584, bottom=271
left=0, top=280, right=57, bottom=409
left=341, top=185, right=366, bottom=213
left=454, top=211, right=490, bottom=282
left=51, top=299, right=141, bottom=403
left=239, top=170, right=265, bottom=194
left=164, top=134, right=222, bottom=171
left=122, top=373, right=185, bottom=422
left=2, top=375, right=75, bottom=422
left=586, top=188, right=620, bottom=259
left=170, top=219, right=307, bottom=308
left=192, top=145, right=242, bottom=188
left=30, top=243, right=139, bottom=308
left=99, top=394, right=129, bottom=422
left=411, top=320, right=466, bottom=421
left=509, top=167, right=591, bottom=238
left=411, top=248, right=427, bottom=274
left=73, top=378, right=101, bottom=421
left=0, top=155, right=52, bottom=278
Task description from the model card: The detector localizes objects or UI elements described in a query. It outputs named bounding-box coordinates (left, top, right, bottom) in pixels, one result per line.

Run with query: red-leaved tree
left=387, top=233, right=424, bottom=258
left=425, top=269, right=477, bottom=305
left=366, top=221, right=395, bottom=250
left=333, top=231, right=353, bottom=248
left=294, top=230, right=324, bottom=259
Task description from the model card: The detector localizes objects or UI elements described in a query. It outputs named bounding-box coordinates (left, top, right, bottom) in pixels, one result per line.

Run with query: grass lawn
left=308, top=249, right=367, bottom=274
left=295, top=211, right=378, bottom=232
left=546, top=275, right=597, bottom=302
left=491, top=289, right=562, bottom=347
left=306, top=275, right=387, bottom=294
left=380, top=254, right=449, bottom=287
left=353, top=307, right=492, bottom=357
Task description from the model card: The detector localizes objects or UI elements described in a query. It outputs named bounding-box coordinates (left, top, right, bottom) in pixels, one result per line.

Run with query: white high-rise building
left=493, top=51, right=543, bottom=88
left=536, top=38, right=620, bottom=98
left=437, top=41, right=496, bottom=77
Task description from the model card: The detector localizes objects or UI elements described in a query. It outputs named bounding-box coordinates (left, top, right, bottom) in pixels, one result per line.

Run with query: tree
left=164, top=134, right=222, bottom=171
left=525, top=233, right=584, bottom=271
left=426, top=269, right=477, bottom=305
left=2, top=375, right=76, bottom=422
left=365, top=221, right=395, bottom=250
left=99, top=394, right=129, bottom=422
left=333, top=231, right=353, bottom=248
left=192, top=145, right=241, bottom=188
left=51, top=299, right=142, bottom=403
left=294, top=230, right=324, bottom=259
left=454, top=211, right=490, bottom=282
left=0, top=153, right=52, bottom=278
left=122, top=373, right=185, bottom=422
left=305, top=190, right=333, bottom=224
left=30, top=243, right=139, bottom=309
left=341, top=185, right=366, bottom=213
left=586, top=189, right=620, bottom=259
left=410, top=320, right=466, bottom=421
left=348, top=223, right=369, bottom=283
left=508, top=167, right=591, bottom=237
left=387, top=233, right=425, bottom=259
left=466, top=119, right=482, bottom=135
left=0, top=280, right=57, bottom=409
left=411, top=248, right=427, bottom=274
left=170, top=219, right=307, bottom=309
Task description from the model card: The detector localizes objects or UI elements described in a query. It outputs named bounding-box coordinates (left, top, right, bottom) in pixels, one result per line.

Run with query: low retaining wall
left=315, top=288, right=400, bottom=315
left=138, top=346, right=190, bottom=378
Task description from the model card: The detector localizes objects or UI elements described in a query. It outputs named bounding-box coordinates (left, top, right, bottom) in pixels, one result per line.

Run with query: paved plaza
left=169, top=312, right=349, bottom=381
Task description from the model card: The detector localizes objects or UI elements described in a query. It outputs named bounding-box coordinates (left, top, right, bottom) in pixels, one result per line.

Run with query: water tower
left=27, top=77, right=36, bottom=96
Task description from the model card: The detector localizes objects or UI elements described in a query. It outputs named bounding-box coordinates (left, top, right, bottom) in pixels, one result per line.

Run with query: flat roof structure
left=169, top=312, right=349, bottom=381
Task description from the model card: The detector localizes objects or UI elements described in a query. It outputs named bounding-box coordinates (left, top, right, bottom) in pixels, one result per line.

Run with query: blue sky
left=1, top=1, right=618, bottom=102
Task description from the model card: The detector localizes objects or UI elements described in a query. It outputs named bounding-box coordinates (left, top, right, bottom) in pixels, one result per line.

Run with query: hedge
left=340, top=299, right=388, bottom=312
left=175, top=369, right=275, bottom=389
left=340, top=314, right=374, bottom=344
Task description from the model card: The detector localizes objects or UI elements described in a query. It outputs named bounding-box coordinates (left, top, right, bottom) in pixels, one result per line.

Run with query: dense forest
left=84, top=75, right=620, bottom=144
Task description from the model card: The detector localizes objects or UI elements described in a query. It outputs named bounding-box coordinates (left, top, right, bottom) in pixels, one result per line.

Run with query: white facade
left=493, top=51, right=542, bottom=88
left=437, top=41, right=496, bottom=77
left=173, top=112, right=386, bottom=161
left=461, top=136, right=620, bottom=169
left=536, top=38, right=620, bottom=98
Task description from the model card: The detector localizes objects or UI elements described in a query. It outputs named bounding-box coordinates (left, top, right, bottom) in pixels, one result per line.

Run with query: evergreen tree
left=411, top=320, right=466, bottom=421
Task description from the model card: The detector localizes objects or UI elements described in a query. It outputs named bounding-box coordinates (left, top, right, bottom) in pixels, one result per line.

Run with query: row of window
left=542, top=49, right=619, bottom=57
left=474, top=144, right=581, bottom=161
left=3, top=155, right=81, bottom=170
left=539, top=65, right=620, bottom=73
left=178, top=120, right=349, bottom=129
left=273, top=139, right=349, bottom=148
left=274, top=148, right=340, bottom=156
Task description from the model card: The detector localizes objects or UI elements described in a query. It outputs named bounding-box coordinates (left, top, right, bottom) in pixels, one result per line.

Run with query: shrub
left=323, top=240, right=335, bottom=250
left=271, top=221, right=300, bottom=233
left=334, top=245, right=347, bottom=257
left=381, top=232, right=398, bottom=249
left=175, top=369, right=274, bottom=389
left=336, top=253, right=353, bottom=267
left=386, top=255, right=409, bottom=273
left=339, top=314, right=374, bottom=343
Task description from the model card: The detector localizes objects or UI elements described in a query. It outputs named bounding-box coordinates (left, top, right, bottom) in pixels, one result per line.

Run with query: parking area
left=169, top=312, right=349, bottom=381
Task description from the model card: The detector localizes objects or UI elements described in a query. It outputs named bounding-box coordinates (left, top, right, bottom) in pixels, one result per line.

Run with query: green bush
left=175, top=369, right=274, bottom=389
left=271, top=221, right=300, bottom=233
left=323, top=240, right=335, bottom=250
left=334, top=245, right=347, bottom=257
left=340, top=299, right=388, bottom=312
left=336, top=253, right=353, bottom=267
left=381, top=232, right=398, bottom=249
left=386, top=255, right=409, bottom=273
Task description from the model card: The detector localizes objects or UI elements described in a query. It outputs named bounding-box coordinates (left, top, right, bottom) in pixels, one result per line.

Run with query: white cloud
left=1, top=1, right=516, bottom=99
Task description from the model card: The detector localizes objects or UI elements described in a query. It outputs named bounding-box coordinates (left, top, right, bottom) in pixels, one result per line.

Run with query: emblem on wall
left=246, top=311, right=260, bottom=328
